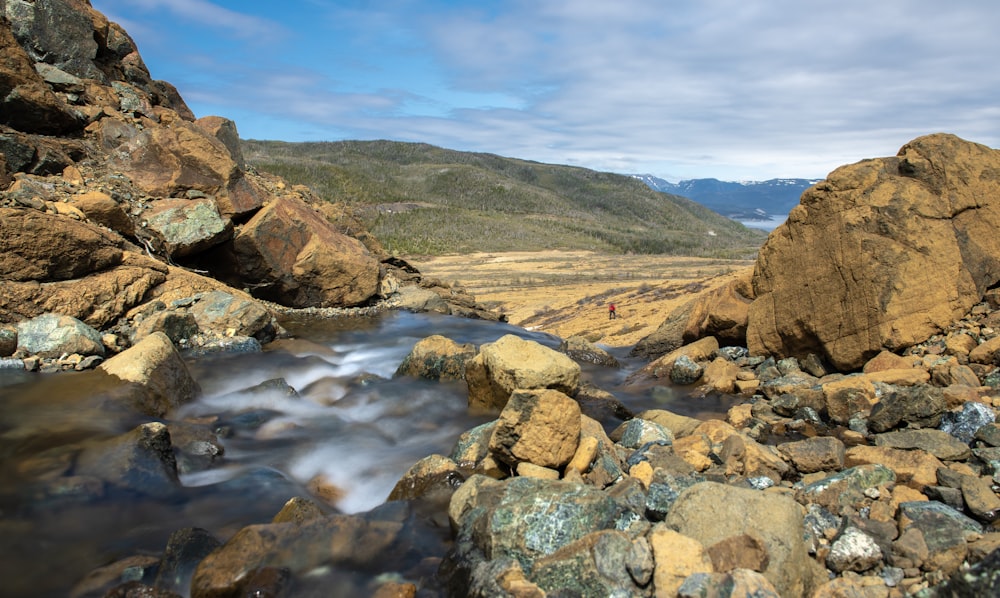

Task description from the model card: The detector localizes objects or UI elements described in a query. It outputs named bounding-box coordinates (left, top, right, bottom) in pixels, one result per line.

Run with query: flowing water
left=0, top=311, right=737, bottom=597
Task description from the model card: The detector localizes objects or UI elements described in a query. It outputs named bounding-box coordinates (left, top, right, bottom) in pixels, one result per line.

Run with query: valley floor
left=410, top=250, right=754, bottom=347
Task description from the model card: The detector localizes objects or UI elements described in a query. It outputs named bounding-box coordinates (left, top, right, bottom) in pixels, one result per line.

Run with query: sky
left=90, top=0, right=1000, bottom=182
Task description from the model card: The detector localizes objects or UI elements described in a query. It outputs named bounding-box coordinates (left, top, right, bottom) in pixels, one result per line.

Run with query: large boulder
left=207, top=195, right=381, bottom=308
left=665, top=482, right=819, bottom=597
left=747, top=134, right=1000, bottom=371
left=489, top=388, right=582, bottom=470
left=465, top=334, right=581, bottom=411
left=141, top=198, right=233, bottom=259
left=16, top=312, right=104, bottom=357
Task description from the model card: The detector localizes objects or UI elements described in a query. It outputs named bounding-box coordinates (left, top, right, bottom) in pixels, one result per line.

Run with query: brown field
left=410, top=251, right=755, bottom=348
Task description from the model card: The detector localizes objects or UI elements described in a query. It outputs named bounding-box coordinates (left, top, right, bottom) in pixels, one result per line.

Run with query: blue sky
left=91, top=0, right=1000, bottom=182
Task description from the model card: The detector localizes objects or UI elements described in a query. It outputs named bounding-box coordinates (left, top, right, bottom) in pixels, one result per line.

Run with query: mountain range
left=632, top=175, right=821, bottom=221
left=242, top=139, right=767, bottom=257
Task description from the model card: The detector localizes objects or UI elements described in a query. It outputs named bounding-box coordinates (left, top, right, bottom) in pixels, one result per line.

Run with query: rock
left=634, top=336, right=719, bottom=381
left=16, top=312, right=104, bottom=357
left=665, top=482, right=817, bottom=596
left=132, top=309, right=199, bottom=344
left=748, top=134, right=1000, bottom=370
left=141, top=198, right=232, bottom=259
left=648, top=526, right=713, bottom=596
left=449, top=421, right=496, bottom=470
left=69, top=555, right=162, bottom=598
left=529, top=530, right=647, bottom=596
left=868, top=384, right=948, bottom=433
left=970, top=336, right=1000, bottom=365
left=395, top=335, right=476, bottom=381
left=670, top=354, right=704, bottom=385
left=797, top=464, right=896, bottom=515
left=677, top=569, right=781, bottom=598
left=153, top=528, right=222, bottom=595
left=635, top=408, right=703, bottom=438
left=271, top=496, right=326, bottom=526
left=960, top=474, right=1000, bottom=522
left=185, top=291, right=276, bottom=341
left=706, top=533, right=770, bottom=573
left=777, top=436, right=846, bottom=474
left=822, top=375, right=878, bottom=425
left=190, top=511, right=409, bottom=598
left=443, top=476, right=629, bottom=582
left=208, top=195, right=380, bottom=307
left=632, top=268, right=753, bottom=359
left=826, top=527, right=883, bottom=573
left=931, top=546, right=1000, bottom=597
left=701, top=357, right=740, bottom=393
left=75, top=422, right=179, bottom=495
left=617, top=418, right=674, bottom=450
left=939, top=401, right=996, bottom=443
left=466, top=334, right=580, bottom=411
left=393, top=285, right=450, bottom=314
left=558, top=335, right=620, bottom=367
left=898, top=501, right=982, bottom=575
left=0, top=15, right=85, bottom=134
left=0, top=325, right=16, bottom=356
left=0, top=207, right=122, bottom=282
left=489, top=388, right=581, bottom=470
left=387, top=454, right=463, bottom=502
left=195, top=116, right=245, bottom=169
left=874, top=429, right=972, bottom=461
left=99, top=331, right=200, bottom=417
left=70, top=191, right=135, bottom=236
left=845, top=445, right=944, bottom=490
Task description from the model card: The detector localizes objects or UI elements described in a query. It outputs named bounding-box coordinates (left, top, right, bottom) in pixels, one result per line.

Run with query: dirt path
left=410, top=250, right=754, bottom=347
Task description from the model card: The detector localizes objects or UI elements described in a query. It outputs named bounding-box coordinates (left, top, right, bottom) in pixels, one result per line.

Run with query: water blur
left=0, top=311, right=736, bottom=597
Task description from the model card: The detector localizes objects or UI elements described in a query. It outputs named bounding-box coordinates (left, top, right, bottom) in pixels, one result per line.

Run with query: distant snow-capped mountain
left=632, top=175, right=821, bottom=221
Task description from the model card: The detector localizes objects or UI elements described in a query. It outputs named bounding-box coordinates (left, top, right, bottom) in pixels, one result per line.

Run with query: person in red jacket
left=608, top=302, right=617, bottom=320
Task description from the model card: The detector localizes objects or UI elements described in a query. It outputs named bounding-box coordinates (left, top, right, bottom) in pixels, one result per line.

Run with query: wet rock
left=395, top=334, right=476, bottom=381
left=529, top=530, right=646, bottom=596
left=99, top=331, right=200, bottom=417
left=489, top=388, right=581, bottom=470
left=666, top=482, right=818, bottom=596
left=558, top=335, right=620, bottom=368
left=185, top=290, right=276, bottom=342
left=387, top=454, right=463, bottom=502
left=677, top=569, right=781, bottom=598
left=271, top=496, right=326, bottom=526
left=132, top=309, right=199, bottom=345
left=868, top=384, right=948, bottom=433
left=670, top=354, right=704, bottom=385
left=166, top=422, right=224, bottom=474
left=69, top=555, right=161, bottom=598
left=153, top=527, right=222, bottom=595
left=634, top=336, right=719, bottom=382
left=75, top=422, right=179, bottom=495
left=449, top=421, right=496, bottom=470
left=874, top=429, right=972, bottom=461
left=940, top=401, right=996, bottom=443
left=649, top=526, right=713, bottom=596
left=16, top=312, right=104, bottom=357
left=0, top=324, right=16, bottom=356
left=777, top=436, right=845, bottom=474
left=826, top=526, right=883, bottom=573
left=466, top=334, right=580, bottom=411
left=182, top=335, right=261, bottom=358
left=190, top=511, right=408, bottom=598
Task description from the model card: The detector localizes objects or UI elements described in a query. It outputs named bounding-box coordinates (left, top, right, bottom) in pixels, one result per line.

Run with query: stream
left=0, top=310, right=733, bottom=597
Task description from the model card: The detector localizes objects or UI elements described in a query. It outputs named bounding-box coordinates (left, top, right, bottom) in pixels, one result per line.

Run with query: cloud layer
left=93, top=0, right=1000, bottom=180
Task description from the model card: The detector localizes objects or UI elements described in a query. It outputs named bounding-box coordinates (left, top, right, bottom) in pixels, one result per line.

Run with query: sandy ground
left=410, top=250, right=755, bottom=348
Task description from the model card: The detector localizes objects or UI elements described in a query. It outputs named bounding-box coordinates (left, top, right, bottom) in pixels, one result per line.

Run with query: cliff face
left=0, top=0, right=386, bottom=334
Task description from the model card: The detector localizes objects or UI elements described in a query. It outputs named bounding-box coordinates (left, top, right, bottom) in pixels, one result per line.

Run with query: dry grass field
left=411, top=251, right=756, bottom=348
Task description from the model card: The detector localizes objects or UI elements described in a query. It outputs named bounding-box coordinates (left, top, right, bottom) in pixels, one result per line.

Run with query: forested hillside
left=242, top=140, right=766, bottom=257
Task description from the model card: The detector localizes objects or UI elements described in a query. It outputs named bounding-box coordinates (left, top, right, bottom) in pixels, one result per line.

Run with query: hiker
left=609, top=303, right=616, bottom=320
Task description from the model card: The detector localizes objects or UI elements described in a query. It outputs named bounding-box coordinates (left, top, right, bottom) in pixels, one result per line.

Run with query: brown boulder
left=211, top=195, right=380, bottom=308
left=70, top=190, right=135, bottom=236
left=488, top=388, right=582, bottom=470
left=99, top=331, right=200, bottom=417
left=748, top=134, right=1000, bottom=371
left=0, top=207, right=123, bottom=282
left=107, top=112, right=239, bottom=197
left=465, top=334, right=581, bottom=411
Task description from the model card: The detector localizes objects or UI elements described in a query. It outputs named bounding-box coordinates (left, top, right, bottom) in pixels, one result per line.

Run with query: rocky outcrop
left=747, top=134, right=1000, bottom=371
